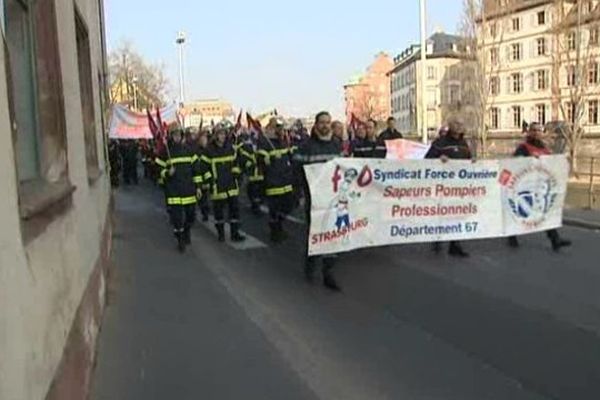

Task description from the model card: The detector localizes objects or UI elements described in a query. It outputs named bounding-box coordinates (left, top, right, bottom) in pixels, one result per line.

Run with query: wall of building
left=0, top=0, right=111, bottom=399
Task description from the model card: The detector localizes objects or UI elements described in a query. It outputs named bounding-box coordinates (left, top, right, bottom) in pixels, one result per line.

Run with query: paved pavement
left=564, top=208, right=600, bottom=229
left=91, top=184, right=600, bottom=400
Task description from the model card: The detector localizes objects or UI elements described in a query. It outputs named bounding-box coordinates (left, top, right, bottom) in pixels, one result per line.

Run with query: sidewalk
left=564, top=208, right=600, bottom=230
left=90, top=187, right=316, bottom=400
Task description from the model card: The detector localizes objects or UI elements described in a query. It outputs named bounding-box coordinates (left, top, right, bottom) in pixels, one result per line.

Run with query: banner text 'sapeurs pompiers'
left=304, top=155, right=569, bottom=256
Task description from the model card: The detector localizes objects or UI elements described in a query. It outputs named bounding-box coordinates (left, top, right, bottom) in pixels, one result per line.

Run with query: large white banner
left=305, top=155, right=569, bottom=256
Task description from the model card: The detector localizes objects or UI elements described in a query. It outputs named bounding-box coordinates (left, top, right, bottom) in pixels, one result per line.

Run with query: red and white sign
left=385, top=139, right=431, bottom=160
left=108, top=104, right=178, bottom=139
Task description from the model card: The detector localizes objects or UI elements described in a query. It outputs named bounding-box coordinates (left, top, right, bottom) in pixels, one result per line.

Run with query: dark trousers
left=213, top=197, right=240, bottom=227
left=247, top=181, right=264, bottom=208
left=168, top=204, right=196, bottom=234
left=123, top=159, right=138, bottom=185
left=267, top=192, right=294, bottom=223
left=198, top=194, right=210, bottom=218
left=304, top=194, right=336, bottom=269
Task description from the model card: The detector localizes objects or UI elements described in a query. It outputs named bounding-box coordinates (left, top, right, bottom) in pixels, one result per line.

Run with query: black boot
left=176, top=231, right=186, bottom=253
left=183, top=228, right=191, bottom=245
left=216, top=224, right=225, bottom=242
left=304, top=257, right=317, bottom=283
left=230, top=223, right=246, bottom=242
left=448, top=241, right=469, bottom=258
left=548, top=230, right=571, bottom=252
left=269, top=222, right=280, bottom=243
left=508, top=236, right=520, bottom=248
left=322, top=259, right=341, bottom=292
left=278, top=220, right=288, bottom=241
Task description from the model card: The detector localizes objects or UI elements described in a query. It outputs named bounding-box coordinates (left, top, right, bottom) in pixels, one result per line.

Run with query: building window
left=589, top=62, right=599, bottom=84
left=565, top=102, right=576, bottom=124
left=537, top=37, right=547, bottom=56
left=536, top=104, right=547, bottom=125
left=511, top=43, right=522, bottom=61
left=567, top=65, right=577, bottom=86
left=5, top=0, right=39, bottom=181
left=537, top=69, right=549, bottom=90
left=490, top=76, right=500, bottom=95
left=589, top=100, right=599, bottom=124
left=537, top=11, right=546, bottom=25
left=427, top=66, right=436, bottom=80
left=5, top=0, right=68, bottom=185
left=590, top=27, right=599, bottom=46
left=567, top=32, right=576, bottom=50
left=512, top=106, right=522, bottom=128
left=511, top=73, right=523, bottom=94
left=75, top=10, right=99, bottom=179
left=512, top=17, right=520, bottom=32
left=490, top=107, right=500, bottom=129
left=490, top=47, right=499, bottom=65
left=449, top=84, right=461, bottom=105
left=490, top=23, right=497, bottom=38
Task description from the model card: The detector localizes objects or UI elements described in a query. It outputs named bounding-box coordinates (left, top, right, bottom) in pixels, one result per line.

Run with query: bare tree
left=458, top=0, right=510, bottom=156
left=108, top=41, right=170, bottom=110
left=550, top=0, right=600, bottom=171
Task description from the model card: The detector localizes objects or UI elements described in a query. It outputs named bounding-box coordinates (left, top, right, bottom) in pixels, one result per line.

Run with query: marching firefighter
left=238, top=128, right=265, bottom=215
left=155, top=126, right=203, bottom=253
left=188, top=128, right=211, bottom=221
left=507, top=122, right=572, bottom=251
left=257, top=117, right=295, bottom=243
left=108, top=139, right=121, bottom=187
left=350, top=123, right=375, bottom=158
left=201, top=122, right=246, bottom=243
left=294, top=111, right=344, bottom=291
left=425, top=119, right=472, bottom=258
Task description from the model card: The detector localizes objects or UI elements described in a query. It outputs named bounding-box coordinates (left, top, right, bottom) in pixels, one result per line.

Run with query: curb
left=563, top=217, right=600, bottom=230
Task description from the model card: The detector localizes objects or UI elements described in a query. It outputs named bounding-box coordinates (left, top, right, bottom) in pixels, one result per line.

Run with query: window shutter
left=506, top=45, right=511, bottom=62
left=529, top=71, right=535, bottom=91
left=531, top=39, right=536, bottom=58
left=506, top=76, right=512, bottom=94
left=531, top=12, right=536, bottom=28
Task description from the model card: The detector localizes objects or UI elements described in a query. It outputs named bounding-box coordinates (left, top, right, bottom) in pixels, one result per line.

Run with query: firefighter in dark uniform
left=257, top=117, right=295, bottom=243
left=187, top=128, right=211, bottom=221
left=155, top=126, right=203, bottom=252
left=201, top=123, right=246, bottom=243
left=238, top=128, right=265, bottom=215
left=507, top=122, right=572, bottom=251
left=350, top=123, right=375, bottom=158
left=375, top=116, right=403, bottom=158
left=108, top=139, right=121, bottom=187
left=294, top=111, right=344, bottom=291
left=425, top=120, right=472, bottom=257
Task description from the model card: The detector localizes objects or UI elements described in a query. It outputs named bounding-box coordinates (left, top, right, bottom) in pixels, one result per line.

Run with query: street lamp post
left=176, top=31, right=186, bottom=106
left=419, top=0, right=428, bottom=143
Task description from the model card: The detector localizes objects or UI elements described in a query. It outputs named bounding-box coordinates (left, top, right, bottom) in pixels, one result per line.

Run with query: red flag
left=147, top=109, right=159, bottom=139
left=234, top=109, right=243, bottom=132
left=246, top=112, right=262, bottom=133
left=156, top=106, right=164, bottom=135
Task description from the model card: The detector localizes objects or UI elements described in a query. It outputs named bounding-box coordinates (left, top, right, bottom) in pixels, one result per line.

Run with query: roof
left=479, top=0, right=554, bottom=22
left=551, top=2, right=600, bottom=31
left=389, top=32, right=467, bottom=74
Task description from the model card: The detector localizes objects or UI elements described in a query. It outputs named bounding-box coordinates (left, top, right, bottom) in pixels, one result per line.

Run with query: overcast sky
left=105, top=0, right=463, bottom=118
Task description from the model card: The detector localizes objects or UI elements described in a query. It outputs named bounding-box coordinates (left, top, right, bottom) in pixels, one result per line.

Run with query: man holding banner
left=294, top=111, right=344, bottom=291
left=425, top=120, right=472, bottom=257
left=507, top=122, right=572, bottom=251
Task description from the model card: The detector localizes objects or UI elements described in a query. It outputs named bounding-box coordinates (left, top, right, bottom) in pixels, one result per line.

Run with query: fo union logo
left=502, top=165, right=559, bottom=228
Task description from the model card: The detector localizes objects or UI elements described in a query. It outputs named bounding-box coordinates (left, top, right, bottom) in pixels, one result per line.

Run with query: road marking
left=259, top=205, right=305, bottom=224
left=196, top=217, right=267, bottom=250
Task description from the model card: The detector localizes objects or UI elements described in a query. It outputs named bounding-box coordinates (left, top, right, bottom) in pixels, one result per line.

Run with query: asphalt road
left=91, top=183, right=600, bottom=400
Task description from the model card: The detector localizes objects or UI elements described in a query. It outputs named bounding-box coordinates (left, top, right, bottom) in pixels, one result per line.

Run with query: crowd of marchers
left=108, top=114, right=571, bottom=292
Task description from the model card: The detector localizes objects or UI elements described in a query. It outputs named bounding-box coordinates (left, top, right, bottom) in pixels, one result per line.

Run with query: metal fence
left=573, top=155, right=599, bottom=209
